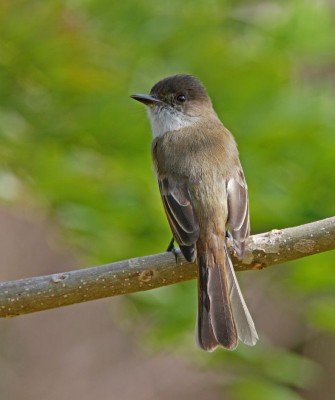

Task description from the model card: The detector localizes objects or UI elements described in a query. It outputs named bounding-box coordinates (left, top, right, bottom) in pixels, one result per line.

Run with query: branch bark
left=0, top=217, right=334, bottom=318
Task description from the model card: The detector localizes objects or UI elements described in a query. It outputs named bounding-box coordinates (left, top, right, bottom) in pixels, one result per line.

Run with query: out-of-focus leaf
left=308, top=298, right=335, bottom=333
left=229, top=378, right=303, bottom=400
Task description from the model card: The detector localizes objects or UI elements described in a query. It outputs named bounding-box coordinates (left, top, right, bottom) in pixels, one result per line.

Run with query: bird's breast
left=152, top=120, right=238, bottom=181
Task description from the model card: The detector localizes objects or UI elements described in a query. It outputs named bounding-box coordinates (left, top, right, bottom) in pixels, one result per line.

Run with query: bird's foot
left=166, top=237, right=179, bottom=264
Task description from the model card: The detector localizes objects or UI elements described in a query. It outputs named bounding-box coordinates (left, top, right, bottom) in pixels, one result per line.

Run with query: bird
left=131, top=74, right=258, bottom=351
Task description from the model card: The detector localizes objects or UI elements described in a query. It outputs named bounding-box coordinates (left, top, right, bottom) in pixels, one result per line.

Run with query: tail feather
left=225, top=247, right=258, bottom=346
left=196, top=263, right=218, bottom=351
left=197, top=252, right=238, bottom=351
left=196, top=246, right=258, bottom=351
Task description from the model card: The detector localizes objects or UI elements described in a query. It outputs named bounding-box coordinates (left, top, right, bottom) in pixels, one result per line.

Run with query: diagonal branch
left=0, top=217, right=334, bottom=318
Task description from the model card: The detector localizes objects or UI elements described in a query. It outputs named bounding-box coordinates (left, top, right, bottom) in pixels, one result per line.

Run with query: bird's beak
left=130, top=94, right=162, bottom=106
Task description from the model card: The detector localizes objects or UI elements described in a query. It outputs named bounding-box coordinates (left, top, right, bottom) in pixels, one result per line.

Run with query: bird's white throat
left=147, top=106, right=199, bottom=138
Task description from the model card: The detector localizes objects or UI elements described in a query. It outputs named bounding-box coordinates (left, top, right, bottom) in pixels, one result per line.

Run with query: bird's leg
left=166, top=237, right=175, bottom=252
left=166, top=237, right=179, bottom=264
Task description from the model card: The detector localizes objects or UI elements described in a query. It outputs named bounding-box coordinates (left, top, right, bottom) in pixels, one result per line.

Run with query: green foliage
left=1, top=0, right=335, bottom=398
left=229, top=378, right=304, bottom=400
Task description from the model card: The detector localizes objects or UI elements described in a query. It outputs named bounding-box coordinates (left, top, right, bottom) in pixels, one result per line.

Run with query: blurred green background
left=0, top=0, right=335, bottom=399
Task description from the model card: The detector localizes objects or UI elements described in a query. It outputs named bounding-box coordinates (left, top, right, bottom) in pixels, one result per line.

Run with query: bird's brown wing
left=158, top=178, right=200, bottom=262
left=226, top=169, right=258, bottom=346
left=227, top=169, right=250, bottom=258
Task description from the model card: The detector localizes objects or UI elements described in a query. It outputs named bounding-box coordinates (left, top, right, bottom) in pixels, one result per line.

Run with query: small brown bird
left=131, top=74, right=258, bottom=351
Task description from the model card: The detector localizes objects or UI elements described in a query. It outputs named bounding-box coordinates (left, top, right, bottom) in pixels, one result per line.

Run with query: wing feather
left=158, top=178, right=199, bottom=262
left=227, top=170, right=250, bottom=257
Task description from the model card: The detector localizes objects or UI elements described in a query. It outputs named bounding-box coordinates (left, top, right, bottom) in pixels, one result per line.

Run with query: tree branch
left=0, top=217, right=334, bottom=318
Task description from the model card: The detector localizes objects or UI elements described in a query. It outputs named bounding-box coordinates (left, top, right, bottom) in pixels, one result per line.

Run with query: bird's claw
left=166, top=237, right=179, bottom=264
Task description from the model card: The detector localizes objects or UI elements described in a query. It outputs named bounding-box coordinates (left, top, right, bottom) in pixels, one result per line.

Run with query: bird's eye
left=176, top=94, right=186, bottom=103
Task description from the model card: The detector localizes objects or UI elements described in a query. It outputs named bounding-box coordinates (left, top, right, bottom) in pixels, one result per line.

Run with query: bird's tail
left=196, top=241, right=258, bottom=351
